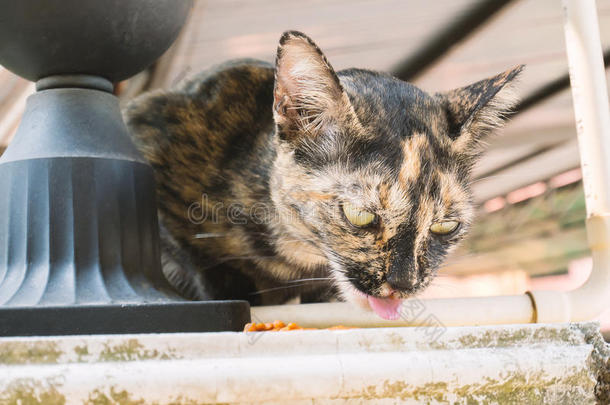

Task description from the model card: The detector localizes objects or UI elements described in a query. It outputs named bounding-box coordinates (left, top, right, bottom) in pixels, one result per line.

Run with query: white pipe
left=252, top=297, right=534, bottom=329
left=563, top=0, right=610, bottom=216
left=560, top=0, right=610, bottom=322
left=531, top=0, right=610, bottom=323
left=253, top=0, right=610, bottom=328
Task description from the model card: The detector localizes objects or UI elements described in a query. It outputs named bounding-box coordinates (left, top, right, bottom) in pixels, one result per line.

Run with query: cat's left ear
left=439, top=65, right=524, bottom=155
left=273, top=31, right=356, bottom=142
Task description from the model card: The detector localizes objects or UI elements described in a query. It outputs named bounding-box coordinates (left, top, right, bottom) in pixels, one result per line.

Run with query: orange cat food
left=243, top=320, right=354, bottom=332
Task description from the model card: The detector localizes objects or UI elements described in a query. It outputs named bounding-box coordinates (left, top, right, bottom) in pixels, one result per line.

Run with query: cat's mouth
left=350, top=286, right=404, bottom=321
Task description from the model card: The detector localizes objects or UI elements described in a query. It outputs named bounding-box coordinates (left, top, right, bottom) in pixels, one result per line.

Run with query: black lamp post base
left=0, top=157, right=167, bottom=306
left=0, top=85, right=251, bottom=335
left=0, top=2, right=250, bottom=336
left=0, top=301, right=250, bottom=336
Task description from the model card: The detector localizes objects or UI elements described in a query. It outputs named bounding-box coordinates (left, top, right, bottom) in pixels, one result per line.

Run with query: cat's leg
left=161, top=222, right=264, bottom=303
left=160, top=223, right=215, bottom=300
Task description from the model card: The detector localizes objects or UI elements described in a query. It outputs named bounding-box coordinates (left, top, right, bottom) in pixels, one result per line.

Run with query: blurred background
left=1, top=0, right=609, bottom=336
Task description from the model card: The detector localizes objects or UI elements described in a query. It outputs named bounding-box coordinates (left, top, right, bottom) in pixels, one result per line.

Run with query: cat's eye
left=429, top=220, right=460, bottom=235
left=342, top=202, right=377, bottom=228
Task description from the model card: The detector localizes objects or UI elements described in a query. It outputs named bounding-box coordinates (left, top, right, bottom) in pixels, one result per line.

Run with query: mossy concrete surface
left=0, top=322, right=607, bottom=404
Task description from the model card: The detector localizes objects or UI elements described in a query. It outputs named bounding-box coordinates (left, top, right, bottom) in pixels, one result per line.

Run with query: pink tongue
left=367, top=296, right=403, bottom=320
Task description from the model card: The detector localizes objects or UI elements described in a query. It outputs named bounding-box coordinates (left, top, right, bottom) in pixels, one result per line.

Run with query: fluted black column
left=0, top=1, right=250, bottom=335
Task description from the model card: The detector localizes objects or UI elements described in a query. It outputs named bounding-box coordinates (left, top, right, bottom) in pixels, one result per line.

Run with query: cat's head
left=270, top=31, right=521, bottom=319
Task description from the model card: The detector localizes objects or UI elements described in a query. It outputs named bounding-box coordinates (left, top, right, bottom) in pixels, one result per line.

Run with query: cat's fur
left=125, top=31, right=521, bottom=307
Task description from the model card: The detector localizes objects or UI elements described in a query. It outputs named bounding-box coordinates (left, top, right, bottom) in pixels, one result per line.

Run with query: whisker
left=192, top=231, right=322, bottom=248
left=192, top=228, right=321, bottom=245
left=217, top=255, right=277, bottom=262
left=250, top=275, right=356, bottom=295
left=283, top=277, right=353, bottom=283
left=193, top=233, right=227, bottom=239
left=197, top=255, right=278, bottom=271
left=248, top=282, right=315, bottom=295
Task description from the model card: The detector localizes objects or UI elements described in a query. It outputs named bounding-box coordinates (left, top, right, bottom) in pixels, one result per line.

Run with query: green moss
left=350, top=366, right=593, bottom=403
left=86, top=388, right=146, bottom=405
left=454, top=368, right=594, bottom=404
left=386, top=332, right=406, bottom=347
left=410, top=382, right=449, bottom=402
left=85, top=388, right=220, bottom=405
left=451, top=326, right=581, bottom=350
left=74, top=345, right=90, bottom=361
left=0, top=342, right=62, bottom=365
left=0, top=380, right=65, bottom=405
left=356, top=380, right=449, bottom=402
left=98, top=340, right=161, bottom=362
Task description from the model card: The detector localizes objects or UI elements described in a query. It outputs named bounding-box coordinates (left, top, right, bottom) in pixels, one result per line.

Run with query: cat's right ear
left=273, top=31, right=354, bottom=143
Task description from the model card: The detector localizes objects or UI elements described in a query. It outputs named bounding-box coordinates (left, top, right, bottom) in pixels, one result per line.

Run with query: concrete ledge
left=0, top=322, right=607, bottom=404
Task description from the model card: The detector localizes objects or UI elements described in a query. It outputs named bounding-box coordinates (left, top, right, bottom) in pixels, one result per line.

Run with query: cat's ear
left=273, top=31, right=353, bottom=142
left=439, top=65, right=523, bottom=155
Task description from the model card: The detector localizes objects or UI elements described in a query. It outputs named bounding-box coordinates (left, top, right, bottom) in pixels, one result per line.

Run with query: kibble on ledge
left=243, top=320, right=355, bottom=332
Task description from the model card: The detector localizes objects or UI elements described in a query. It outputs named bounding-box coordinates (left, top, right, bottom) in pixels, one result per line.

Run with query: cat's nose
left=386, top=269, right=419, bottom=292
left=386, top=271, right=417, bottom=291
left=386, top=261, right=419, bottom=292
left=378, top=282, right=399, bottom=298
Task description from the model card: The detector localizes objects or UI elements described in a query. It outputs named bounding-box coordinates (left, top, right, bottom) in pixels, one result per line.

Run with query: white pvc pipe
left=252, top=0, right=610, bottom=328
left=560, top=0, right=610, bottom=322
left=530, top=0, right=610, bottom=323
left=563, top=0, right=610, bottom=217
left=252, top=297, right=534, bottom=329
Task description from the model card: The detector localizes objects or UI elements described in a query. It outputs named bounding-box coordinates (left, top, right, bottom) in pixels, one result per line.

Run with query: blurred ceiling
left=2, top=0, right=610, bottom=203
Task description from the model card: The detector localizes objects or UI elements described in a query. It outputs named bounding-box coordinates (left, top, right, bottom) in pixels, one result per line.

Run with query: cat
left=125, top=31, right=521, bottom=320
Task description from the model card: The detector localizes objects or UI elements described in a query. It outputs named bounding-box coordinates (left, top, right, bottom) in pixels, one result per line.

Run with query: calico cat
left=125, top=31, right=521, bottom=320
